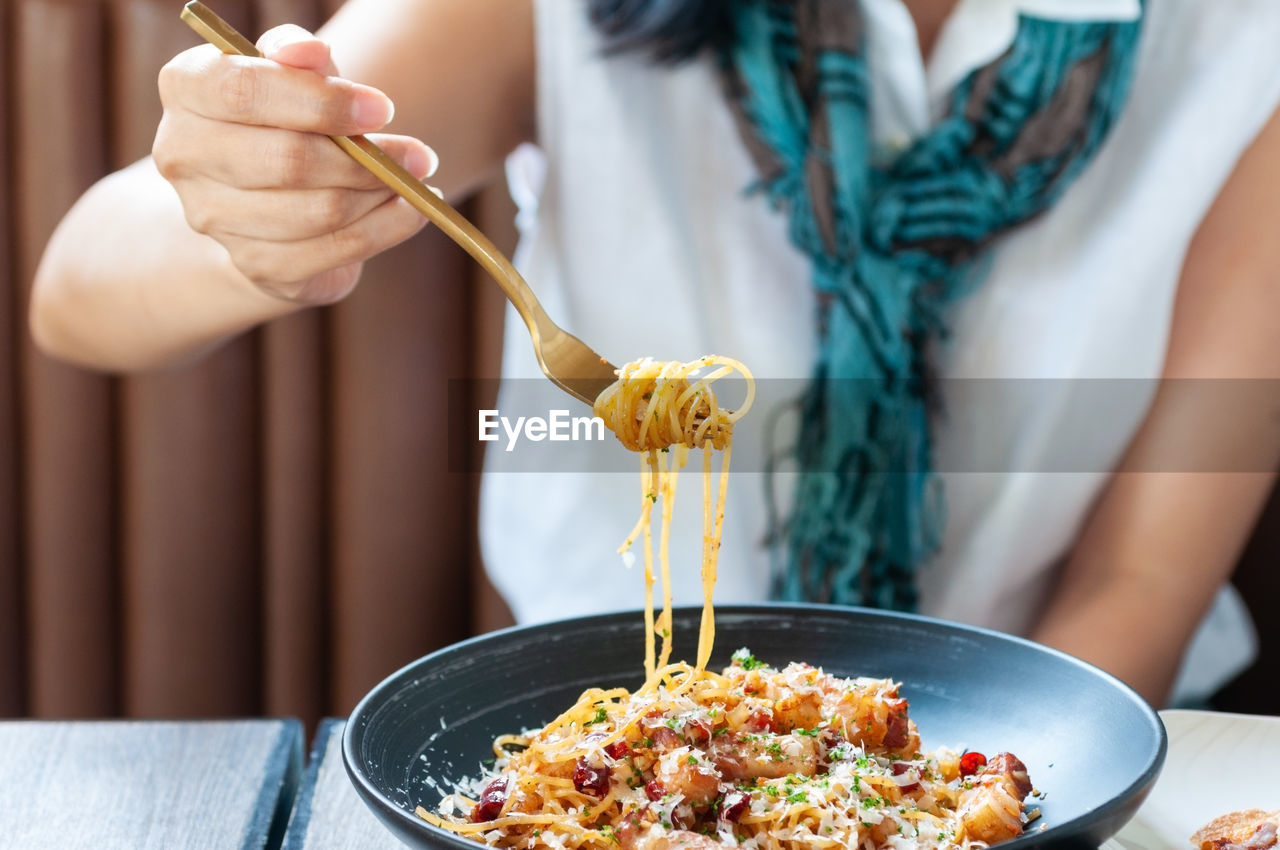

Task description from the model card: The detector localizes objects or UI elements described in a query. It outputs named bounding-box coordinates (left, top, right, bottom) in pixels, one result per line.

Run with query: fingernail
left=404, top=146, right=438, bottom=180
left=352, top=87, right=394, bottom=129
left=259, top=24, right=311, bottom=57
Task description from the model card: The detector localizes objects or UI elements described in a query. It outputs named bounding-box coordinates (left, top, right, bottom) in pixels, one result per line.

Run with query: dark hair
left=586, top=0, right=733, bottom=64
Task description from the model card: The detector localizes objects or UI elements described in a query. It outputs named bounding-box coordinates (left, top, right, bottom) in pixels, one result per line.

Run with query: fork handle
left=179, top=1, right=547, bottom=330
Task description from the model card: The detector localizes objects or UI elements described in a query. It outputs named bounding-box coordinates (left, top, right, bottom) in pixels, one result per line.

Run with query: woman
left=30, top=0, right=1280, bottom=708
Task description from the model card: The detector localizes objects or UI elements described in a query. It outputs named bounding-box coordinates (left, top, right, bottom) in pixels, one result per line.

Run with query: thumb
left=256, top=24, right=338, bottom=75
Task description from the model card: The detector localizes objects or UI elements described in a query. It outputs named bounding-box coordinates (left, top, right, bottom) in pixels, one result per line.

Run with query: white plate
left=1101, top=709, right=1280, bottom=849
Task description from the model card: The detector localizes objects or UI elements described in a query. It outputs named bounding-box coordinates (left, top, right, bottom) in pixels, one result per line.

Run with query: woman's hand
left=31, top=0, right=531, bottom=372
left=152, top=24, right=437, bottom=306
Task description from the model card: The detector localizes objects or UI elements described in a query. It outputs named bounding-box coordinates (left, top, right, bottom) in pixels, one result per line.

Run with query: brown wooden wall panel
left=260, top=312, right=328, bottom=727
left=111, top=0, right=203, bottom=167
left=120, top=349, right=264, bottom=716
left=15, top=0, right=119, bottom=717
left=256, top=0, right=319, bottom=31
left=327, top=228, right=474, bottom=714
left=110, top=0, right=261, bottom=717
left=0, top=0, right=25, bottom=717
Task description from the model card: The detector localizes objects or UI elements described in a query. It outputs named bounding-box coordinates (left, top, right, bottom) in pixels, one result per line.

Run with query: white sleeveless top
left=480, top=0, right=1280, bottom=703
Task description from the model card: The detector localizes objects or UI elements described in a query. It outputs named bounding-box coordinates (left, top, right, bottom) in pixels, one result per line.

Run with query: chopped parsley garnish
left=731, top=647, right=766, bottom=671
left=585, top=707, right=608, bottom=725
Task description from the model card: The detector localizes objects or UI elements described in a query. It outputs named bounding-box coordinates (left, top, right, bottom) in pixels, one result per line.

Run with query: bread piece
left=1190, top=809, right=1280, bottom=850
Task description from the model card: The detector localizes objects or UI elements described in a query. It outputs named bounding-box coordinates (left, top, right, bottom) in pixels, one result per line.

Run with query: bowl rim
left=342, top=602, right=1168, bottom=848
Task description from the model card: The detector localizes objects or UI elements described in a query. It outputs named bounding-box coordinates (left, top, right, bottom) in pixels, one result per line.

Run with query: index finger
left=159, top=44, right=395, bottom=136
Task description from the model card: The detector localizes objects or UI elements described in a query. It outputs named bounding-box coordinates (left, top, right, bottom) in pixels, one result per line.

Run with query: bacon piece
left=958, top=752, right=1033, bottom=845
left=682, top=716, right=713, bottom=745
left=639, top=711, right=683, bottom=751
left=710, top=732, right=817, bottom=780
left=655, top=749, right=720, bottom=806
left=980, top=752, right=1032, bottom=799
left=881, top=698, right=912, bottom=751
left=631, top=830, right=723, bottom=850
left=824, top=682, right=920, bottom=757
left=958, top=776, right=1024, bottom=844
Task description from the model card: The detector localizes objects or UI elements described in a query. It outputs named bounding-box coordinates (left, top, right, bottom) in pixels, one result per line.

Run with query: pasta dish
left=420, top=358, right=1036, bottom=848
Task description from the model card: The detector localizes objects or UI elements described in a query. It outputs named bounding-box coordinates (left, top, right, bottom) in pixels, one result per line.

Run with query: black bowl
left=344, top=604, right=1165, bottom=849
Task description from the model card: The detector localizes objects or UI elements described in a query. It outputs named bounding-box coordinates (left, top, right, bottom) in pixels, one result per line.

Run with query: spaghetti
left=592, top=356, right=754, bottom=676
left=421, top=357, right=1035, bottom=848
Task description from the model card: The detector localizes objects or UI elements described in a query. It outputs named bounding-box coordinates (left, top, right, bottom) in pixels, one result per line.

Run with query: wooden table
left=0, top=718, right=400, bottom=849
left=283, top=719, right=403, bottom=849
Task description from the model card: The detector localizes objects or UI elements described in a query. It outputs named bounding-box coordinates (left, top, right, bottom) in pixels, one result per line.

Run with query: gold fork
left=180, top=0, right=618, bottom=407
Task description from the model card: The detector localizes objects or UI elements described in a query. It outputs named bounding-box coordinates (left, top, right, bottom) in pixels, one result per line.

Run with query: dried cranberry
left=572, top=758, right=611, bottom=797
left=891, top=761, right=920, bottom=793
left=719, top=789, right=750, bottom=822
left=471, top=776, right=510, bottom=822
left=603, top=739, right=630, bottom=760
left=959, top=751, right=987, bottom=777
left=644, top=779, right=665, bottom=801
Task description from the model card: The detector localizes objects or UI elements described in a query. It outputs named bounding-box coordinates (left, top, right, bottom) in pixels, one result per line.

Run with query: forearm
left=1034, top=101, right=1280, bottom=707
left=1031, top=471, right=1276, bottom=707
left=30, top=158, right=301, bottom=372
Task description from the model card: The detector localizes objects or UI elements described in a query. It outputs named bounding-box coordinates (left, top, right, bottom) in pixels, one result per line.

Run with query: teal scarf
left=718, top=1, right=1143, bottom=609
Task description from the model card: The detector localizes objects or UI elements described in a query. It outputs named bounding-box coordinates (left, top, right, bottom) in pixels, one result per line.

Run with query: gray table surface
left=282, top=719, right=404, bottom=849
left=0, top=719, right=302, bottom=850
left=0, top=718, right=418, bottom=850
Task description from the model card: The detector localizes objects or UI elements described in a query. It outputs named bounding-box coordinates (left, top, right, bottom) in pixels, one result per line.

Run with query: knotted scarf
left=717, top=1, right=1143, bottom=609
